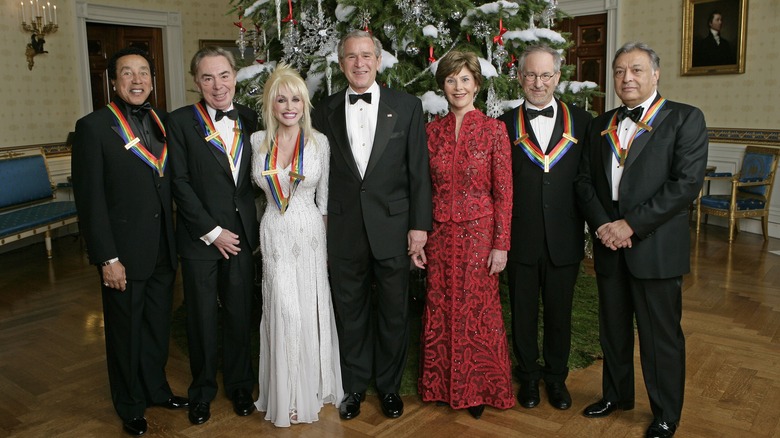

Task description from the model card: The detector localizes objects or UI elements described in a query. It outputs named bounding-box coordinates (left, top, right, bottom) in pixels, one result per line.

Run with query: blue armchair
left=696, top=146, right=780, bottom=241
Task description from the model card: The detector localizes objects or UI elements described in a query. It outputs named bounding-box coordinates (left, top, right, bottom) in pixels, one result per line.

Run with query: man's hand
left=407, top=229, right=428, bottom=255
left=102, top=261, right=127, bottom=292
left=408, top=229, right=428, bottom=269
left=488, top=249, right=507, bottom=275
left=213, top=229, right=241, bottom=259
left=596, top=220, right=634, bottom=251
left=411, top=248, right=427, bottom=269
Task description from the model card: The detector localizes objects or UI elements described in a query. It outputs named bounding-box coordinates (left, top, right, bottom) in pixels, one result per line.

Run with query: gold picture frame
left=681, top=0, right=747, bottom=76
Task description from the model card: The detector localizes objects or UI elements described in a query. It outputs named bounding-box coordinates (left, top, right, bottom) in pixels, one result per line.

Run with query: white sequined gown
left=250, top=130, right=343, bottom=427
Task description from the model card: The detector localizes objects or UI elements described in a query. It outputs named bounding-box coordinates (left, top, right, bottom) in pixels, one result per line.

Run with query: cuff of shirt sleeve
left=200, top=226, right=223, bottom=246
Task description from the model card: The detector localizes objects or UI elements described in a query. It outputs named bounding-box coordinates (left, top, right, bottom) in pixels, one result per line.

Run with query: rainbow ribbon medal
left=192, top=102, right=243, bottom=172
left=601, top=97, right=667, bottom=167
left=514, top=102, right=578, bottom=173
left=261, top=132, right=306, bottom=214
left=107, top=102, right=167, bottom=177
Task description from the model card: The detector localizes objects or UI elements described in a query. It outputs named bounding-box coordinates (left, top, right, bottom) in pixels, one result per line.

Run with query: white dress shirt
left=345, top=82, right=380, bottom=178
left=525, top=100, right=557, bottom=153
left=611, top=91, right=658, bottom=201
left=201, top=103, right=243, bottom=245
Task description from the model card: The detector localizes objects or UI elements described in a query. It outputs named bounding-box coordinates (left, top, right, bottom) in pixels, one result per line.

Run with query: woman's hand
left=487, top=249, right=507, bottom=275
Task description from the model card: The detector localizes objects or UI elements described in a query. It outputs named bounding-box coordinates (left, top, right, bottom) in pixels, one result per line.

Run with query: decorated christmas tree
left=228, top=0, right=598, bottom=123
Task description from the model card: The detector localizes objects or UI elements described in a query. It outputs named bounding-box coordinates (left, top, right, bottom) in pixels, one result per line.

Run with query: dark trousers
left=181, top=246, right=254, bottom=403
left=596, top=250, right=686, bottom=424
left=328, top=225, right=410, bottom=394
left=101, top=261, right=175, bottom=421
left=507, top=245, right=578, bottom=383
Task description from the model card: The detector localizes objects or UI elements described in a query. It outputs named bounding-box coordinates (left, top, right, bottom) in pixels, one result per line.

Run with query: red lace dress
left=418, top=109, right=515, bottom=409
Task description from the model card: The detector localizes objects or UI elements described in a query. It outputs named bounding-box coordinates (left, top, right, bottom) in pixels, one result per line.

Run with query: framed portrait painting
left=681, top=0, right=747, bottom=76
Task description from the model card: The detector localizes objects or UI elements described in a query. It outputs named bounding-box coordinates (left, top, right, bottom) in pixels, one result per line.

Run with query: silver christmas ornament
left=383, top=23, right=396, bottom=38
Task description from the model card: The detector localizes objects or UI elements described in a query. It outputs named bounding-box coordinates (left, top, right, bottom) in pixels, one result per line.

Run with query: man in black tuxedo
left=498, top=44, right=592, bottom=411
left=168, top=47, right=258, bottom=425
left=72, top=47, right=188, bottom=436
left=693, top=11, right=736, bottom=67
left=575, top=42, right=708, bottom=438
left=312, top=30, right=432, bottom=421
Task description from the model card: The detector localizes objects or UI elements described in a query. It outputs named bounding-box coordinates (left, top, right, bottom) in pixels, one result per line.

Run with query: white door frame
left=558, top=0, right=620, bottom=111
left=74, top=0, right=185, bottom=115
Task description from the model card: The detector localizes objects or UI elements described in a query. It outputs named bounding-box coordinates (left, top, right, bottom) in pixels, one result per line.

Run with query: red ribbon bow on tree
left=492, top=18, right=507, bottom=45
left=281, top=0, right=297, bottom=24
left=508, top=54, right=517, bottom=69
left=428, top=46, right=436, bottom=63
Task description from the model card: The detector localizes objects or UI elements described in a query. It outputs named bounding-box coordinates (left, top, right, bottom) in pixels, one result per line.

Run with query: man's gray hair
left=612, top=41, right=660, bottom=71
left=337, top=30, right=383, bottom=60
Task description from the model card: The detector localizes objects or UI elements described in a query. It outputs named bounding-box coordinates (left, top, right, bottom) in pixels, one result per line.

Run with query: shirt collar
left=347, top=82, right=380, bottom=100
left=204, top=102, right=235, bottom=121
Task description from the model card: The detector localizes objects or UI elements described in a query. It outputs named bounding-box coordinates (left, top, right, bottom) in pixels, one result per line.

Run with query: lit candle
left=29, top=0, right=33, bottom=22
left=35, top=0, right=39, bottom=17
left=53, top=5, right=56, bottom=25
left=42, top=5, right=46, bottom=24
left=47, top=2, right=51, bottom=24
left=21, top=2, right=26, bottom=23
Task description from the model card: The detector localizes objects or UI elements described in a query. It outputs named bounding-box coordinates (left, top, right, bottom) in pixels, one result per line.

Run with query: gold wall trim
left=708, top=128, right=780, bottom=147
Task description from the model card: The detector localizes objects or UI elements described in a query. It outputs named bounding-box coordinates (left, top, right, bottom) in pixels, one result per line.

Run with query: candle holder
left=21, top=2, right=59, bottom=71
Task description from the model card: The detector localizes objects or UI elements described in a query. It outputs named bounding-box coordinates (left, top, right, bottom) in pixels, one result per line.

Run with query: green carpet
left=172, top=263, right=601, bottom=396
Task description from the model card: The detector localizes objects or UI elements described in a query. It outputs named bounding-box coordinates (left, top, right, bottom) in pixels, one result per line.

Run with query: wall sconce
left=20, top=0, right=58, bottom=71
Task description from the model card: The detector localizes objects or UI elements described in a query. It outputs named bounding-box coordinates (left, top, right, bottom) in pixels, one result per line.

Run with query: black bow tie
left=617, top=106, right=643, bottom=123
left=131, top=102, right=152, bottom=115
left=349, top=93, right=372, bottom=105
left=526, top=106, right=554, bottom=120
left=215, top=108, right=238, bottom=121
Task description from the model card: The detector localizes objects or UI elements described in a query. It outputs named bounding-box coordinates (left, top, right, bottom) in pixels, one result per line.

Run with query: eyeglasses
left=521, top=72, right=557, bottom=83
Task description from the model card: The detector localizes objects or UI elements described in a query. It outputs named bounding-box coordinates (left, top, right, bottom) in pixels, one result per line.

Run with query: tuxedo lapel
left=365, top=92, right=397, bottom=179
left=623, top=96, right=670, bottom=170
left=550, top=100, right=565, bottom=146
left=235, top=113, right=253, bottom=188
left=600, top=109, right=619, bottom=187
left=327, top=93, right=362, bottom=180
left=110, top=125, right=125, bottom=143
left=191, top=111, right=234, bottom=179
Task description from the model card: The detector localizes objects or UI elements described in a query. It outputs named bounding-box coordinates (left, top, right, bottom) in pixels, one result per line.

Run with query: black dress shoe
left=517, top=379, right=540, bottom=408
left=122, top=416, right=147, bottom=436
left=152, top=395, right=189, bottom=410
left=339, top=392, right=364, bottom=420
left=582, top=399, right=634, bottom=418
left=467, top=404, right=485, bottom=419
left=379, top=392, right=404, bottom=418
left=231, top=388, right=255, bottom=416
left=646, top=419, right=677, bottom=437
left=188, top=402, right=210, bottom=425
left=545, top=382, right=572, bottom=410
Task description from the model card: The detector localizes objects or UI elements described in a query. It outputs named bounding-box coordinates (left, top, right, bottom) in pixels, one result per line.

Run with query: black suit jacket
left=72, top=103, right=176, bottom=279
left=168, top=102, right=259, bottom=260
left=575, top=96, right=708, bottom=279
left=693, top=33, right=736, bottom=66
left=499, top=100, right=592, bottom=266
left=312, top=87, right=432, bottom=260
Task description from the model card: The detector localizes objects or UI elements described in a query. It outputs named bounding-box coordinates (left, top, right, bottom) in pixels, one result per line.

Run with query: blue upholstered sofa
left=0, top=149, right=78, bottom=258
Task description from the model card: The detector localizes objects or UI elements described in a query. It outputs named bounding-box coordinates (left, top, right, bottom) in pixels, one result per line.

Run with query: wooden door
left=86, top=23, right=167, bottom=111
left=557, top=13, right=608, bottom=115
